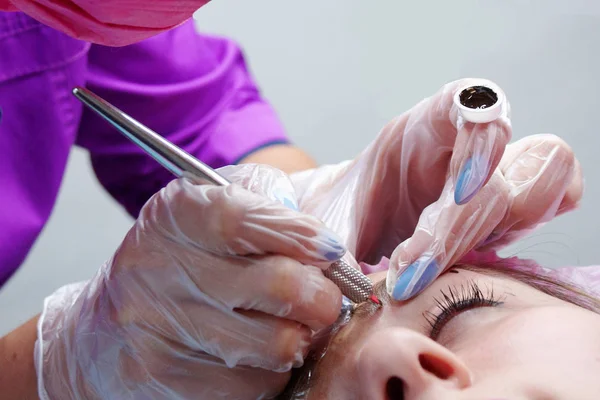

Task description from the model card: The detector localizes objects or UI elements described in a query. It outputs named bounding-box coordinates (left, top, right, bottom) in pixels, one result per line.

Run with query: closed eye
left=423, top=280, right=505, bottom=341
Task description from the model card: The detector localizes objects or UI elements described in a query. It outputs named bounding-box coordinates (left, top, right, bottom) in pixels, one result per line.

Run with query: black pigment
left=459, top=86, right=498, bottom=109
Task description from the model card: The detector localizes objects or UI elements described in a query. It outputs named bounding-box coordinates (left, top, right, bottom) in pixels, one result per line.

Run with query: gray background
left=1, top=0, right=599, bottom=335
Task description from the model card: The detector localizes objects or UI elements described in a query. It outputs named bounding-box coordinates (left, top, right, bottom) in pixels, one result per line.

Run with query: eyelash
left=423, top=280, right=504, bottom=341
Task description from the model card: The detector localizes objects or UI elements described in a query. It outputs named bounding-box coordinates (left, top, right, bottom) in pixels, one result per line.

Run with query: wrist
left=36, top=281, right=97, bottom=400
left=0, top=316, right=41, bottom=400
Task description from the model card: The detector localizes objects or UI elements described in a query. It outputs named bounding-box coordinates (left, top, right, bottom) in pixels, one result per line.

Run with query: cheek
left=457, top=308, right=600, bottom=378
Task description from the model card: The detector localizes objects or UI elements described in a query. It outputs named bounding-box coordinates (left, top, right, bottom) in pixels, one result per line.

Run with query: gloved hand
left=35, top=164, right=346, bottom=400
left=3, top=0, right=209, bottom=46
left=386, top=133, right=583, bottom=299
left=291, top=78, right=511, bottom=274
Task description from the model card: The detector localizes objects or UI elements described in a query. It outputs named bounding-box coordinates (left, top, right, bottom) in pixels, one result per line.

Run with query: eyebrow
left=374, top=279, right=391, bottom=304
left=351, top=279, right=390, bottom=318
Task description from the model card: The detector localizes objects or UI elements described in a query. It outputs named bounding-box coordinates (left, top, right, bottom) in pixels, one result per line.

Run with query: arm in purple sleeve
left=76, top=20, right=290, bottom=217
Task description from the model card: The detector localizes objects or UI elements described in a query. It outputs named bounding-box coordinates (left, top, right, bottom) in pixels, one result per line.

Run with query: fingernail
left=392, top=257, right=439, bottom=301
left=282, top=197, right=298, bottom=210
left=314, top=230, right=346, bottom=261
left=273, top=188, right=298, bottom=210
left=454, top=156, right=487, bottom=205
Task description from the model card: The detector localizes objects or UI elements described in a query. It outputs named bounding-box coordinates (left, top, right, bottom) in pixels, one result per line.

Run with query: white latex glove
left=387, top=134, right=583, bottom=299
left=290, top=79, right=582, bottom=301
left=291, top=78, right=511, bottom=281
left=35, top=164, right=346, bottom=400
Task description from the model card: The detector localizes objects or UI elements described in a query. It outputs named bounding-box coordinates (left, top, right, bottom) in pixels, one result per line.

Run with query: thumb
left=386, top=172, right=509, bottom=300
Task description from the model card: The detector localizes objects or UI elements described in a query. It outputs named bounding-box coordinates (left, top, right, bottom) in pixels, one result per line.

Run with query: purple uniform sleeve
left=76, top=20, right=289, bottom=217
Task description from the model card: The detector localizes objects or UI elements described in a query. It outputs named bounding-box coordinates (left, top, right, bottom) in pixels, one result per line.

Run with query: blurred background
left=1, top=0, right=599, bottom=335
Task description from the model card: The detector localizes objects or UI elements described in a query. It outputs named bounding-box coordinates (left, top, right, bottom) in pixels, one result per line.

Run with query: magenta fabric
left=0, top=12, right=288, bottom=286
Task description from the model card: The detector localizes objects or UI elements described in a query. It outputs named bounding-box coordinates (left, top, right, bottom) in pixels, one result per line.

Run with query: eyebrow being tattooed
left=351, top=280, right=390, bottom=318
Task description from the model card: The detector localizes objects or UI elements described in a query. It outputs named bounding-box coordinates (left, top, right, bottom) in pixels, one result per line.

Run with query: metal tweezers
left=72, top=87, right=376, bottom=304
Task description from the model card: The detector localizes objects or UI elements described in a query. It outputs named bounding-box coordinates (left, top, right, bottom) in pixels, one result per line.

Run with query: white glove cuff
left=35, top=281, right=89, bottom=400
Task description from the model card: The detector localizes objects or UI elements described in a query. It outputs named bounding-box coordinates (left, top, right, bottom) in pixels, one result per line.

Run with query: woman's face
left=301, top=269, right=600, bottom=399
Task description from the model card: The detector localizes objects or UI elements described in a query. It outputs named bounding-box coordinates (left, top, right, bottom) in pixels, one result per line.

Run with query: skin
left=0, top=316, right=38, bottom=400
left=240, top=145, right=318, bottom=174
left=0, top=145, right=316, bottom=400
left=303, top=269, right=600, bottom=399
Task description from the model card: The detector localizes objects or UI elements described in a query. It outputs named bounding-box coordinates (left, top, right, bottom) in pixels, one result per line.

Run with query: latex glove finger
left=499, top=134, right=583, bottom=216
left=371, top=78, right=511, bottom=206
left=480, top=134, right=582, bottom=249
left=389, top=78, right=511, bottom=205
left=141, top=177, right=346, bottom=266
left=116, top=252, right=342, bottom=330
left=386, top=172, right=509, bottom=300
left=198, top=167, right=364, bottom=273
left=448, top=79, right=512, bottom=204
left=124, top=298, right=312, bottom=371
left=557, top=158, right=584, bottom=215
left=296, top=79, right=512, bottom=265
left=112, top=255, right=335, bottom=371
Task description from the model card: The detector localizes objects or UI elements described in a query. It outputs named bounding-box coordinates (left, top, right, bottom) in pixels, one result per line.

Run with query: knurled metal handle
left=323, top=259, right=373, bottom=303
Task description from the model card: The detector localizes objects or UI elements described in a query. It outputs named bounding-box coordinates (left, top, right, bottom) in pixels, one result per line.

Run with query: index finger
left=386, top=171, right=510, bottom=300
left=449, top=79, right=512, bottom=205
left=141, top=178, right=347, bottom=267
left=381, top=78, right=511, bottom=204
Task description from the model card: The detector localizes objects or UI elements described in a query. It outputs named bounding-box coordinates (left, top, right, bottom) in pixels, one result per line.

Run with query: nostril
left=385, top=376, right=405, bottom=400
left=418, top=353, right=454, bottom=380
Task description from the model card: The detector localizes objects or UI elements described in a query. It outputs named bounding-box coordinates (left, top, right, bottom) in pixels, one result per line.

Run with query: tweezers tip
left=369, top=294, right=382, bottom=307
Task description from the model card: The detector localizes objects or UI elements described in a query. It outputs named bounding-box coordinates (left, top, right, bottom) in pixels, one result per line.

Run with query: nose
left=356, top=327, right=472, bottom=399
